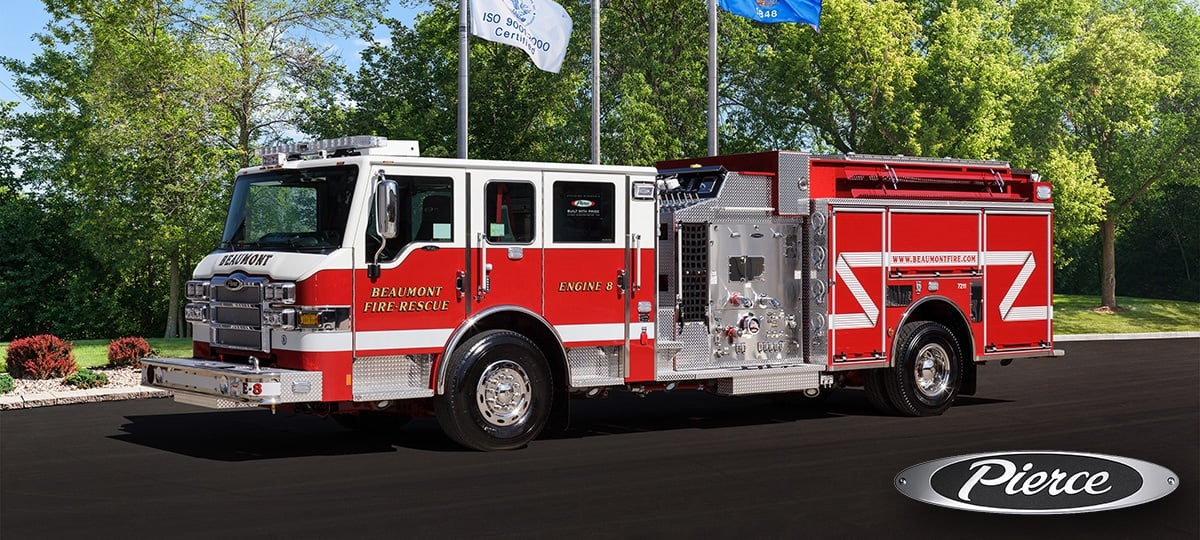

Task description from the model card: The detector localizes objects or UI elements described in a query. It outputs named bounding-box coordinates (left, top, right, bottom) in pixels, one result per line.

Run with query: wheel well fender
left=894, top=296, right=977, bottom=395
left=435, top=306, right=568, bottom=396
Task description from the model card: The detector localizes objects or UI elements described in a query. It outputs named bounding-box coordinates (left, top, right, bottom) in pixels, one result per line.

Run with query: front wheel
left=435, top=330, right=552, bottom=451
left=881, top=321, right=963, bottom=417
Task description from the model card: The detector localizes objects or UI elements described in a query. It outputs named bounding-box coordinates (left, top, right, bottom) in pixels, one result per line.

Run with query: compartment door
left=984, top=212, right=1053, bottom=351
left=828, top=207, right=886, bottom=365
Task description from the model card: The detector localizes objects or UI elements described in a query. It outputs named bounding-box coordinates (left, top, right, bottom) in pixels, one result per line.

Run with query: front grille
left=212, top=304, right=262, bottom=326
left=209, top=275, right=266, bottom=351
left=212, top=285, right=261, bottom=303
left=215, top=327, right=264, bottom=349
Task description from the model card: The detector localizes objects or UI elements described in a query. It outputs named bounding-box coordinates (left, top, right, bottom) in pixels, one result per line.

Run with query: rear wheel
left=882, top=321, right=963, bottom=416
left=435, top=330, right=552, bottom=451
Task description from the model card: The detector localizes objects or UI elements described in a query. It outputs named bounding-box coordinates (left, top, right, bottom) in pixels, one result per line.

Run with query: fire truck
left=142, top=135, right=1061, bottom=451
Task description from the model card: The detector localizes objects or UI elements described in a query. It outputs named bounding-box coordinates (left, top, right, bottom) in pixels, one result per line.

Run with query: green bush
left=0, top=373, right=13, bottom=394
left=5, top=334, right=77, bottom=379
left=64, top=369, right=108, bottom=389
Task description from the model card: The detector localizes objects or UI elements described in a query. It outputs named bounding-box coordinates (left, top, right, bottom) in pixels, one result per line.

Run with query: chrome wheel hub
left=476, top=360, right=532, bottom=426
left=913, top=343, right=951, bottom=398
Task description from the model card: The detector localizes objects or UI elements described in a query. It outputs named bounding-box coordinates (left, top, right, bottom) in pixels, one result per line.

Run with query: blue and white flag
left=470, top=0, right=574, bottom=73
left=718, top=0, right=822, bottom=27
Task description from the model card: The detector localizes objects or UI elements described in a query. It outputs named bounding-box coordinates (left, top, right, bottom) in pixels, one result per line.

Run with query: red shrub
left=107, top=337, right=153, bottom=367
left=5, top=334, right=77, bottom=379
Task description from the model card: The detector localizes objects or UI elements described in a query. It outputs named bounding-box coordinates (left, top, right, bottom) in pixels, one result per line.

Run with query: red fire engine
left=142, top=136, right=1061, bottom=450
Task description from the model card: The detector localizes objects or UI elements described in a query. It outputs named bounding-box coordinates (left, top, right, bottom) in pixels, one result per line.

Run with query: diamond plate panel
left=172, top=391, right=264, bottom=409
left=279, top=371, right=324, bottom=402
left=714, top=369, right=822, bottom=396
left=673, top=322, right=714, bottom=371
left=353, top=355, right=434, bottom=400
left=777, top=152, right=811, bottom=216
left=567, top=346, right=623, bottom=387
left=675, top=172, right=774, bottom=224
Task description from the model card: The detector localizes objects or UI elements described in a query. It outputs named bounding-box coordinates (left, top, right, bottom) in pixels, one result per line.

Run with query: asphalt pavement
left=1, top=336, right=1197, bottom=539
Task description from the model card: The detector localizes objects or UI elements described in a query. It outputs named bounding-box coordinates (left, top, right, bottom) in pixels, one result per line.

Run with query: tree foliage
left=2, top=0, right=376, bottom=339
left=2, top=0, right=1197, bottom=342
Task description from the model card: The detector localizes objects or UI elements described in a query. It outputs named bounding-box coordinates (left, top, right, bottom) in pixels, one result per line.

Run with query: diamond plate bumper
left=142, top=357, right=322, bottom=408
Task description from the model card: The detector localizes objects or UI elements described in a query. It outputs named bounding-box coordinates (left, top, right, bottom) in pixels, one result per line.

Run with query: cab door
left=469, top=169, right=543, bottom=314
left=541, top=174, right=628, bottom=353
left=354, top=167, right=467, bottom=356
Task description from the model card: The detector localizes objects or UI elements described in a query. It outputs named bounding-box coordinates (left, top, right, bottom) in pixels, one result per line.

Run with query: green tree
left=4, top=0, right=379, bottom=338
left=180, top=0, right=382, bottom=166
left=722, top=0, right=924, bottom=154
left=1012, top=0, right=1197, bottom=308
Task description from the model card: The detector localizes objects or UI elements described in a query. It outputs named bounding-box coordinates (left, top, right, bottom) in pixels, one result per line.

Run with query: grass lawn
left=1053, top=294, right=1200, bottom=335
left=2, top=337, right=193, bottom=371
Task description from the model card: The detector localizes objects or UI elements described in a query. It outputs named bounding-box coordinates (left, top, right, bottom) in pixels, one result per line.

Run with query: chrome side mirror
left=374, top=172, right=399, bottom=240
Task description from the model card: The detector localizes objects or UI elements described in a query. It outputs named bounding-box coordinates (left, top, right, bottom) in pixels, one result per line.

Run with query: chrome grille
left=209, top=274, right=267, bottom=351
left=212, top=285, right=261, bottom=303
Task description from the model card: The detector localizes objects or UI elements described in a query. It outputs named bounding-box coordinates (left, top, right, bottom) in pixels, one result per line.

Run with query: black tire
left=435, top=330, right=552, bottom=451
left=332, top=411, right=411, bottom=432
left=882, top=321, right=963, bottom=417
left=862, top=368, right=897, bottom=415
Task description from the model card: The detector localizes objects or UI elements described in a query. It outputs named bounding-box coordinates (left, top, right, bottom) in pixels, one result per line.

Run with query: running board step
left=715, top=369, right=823, bottom=396
left=656, top=363, right=825, bottom=395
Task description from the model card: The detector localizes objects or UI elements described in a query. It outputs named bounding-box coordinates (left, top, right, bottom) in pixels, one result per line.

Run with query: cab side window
left=553, top=181, right=615, bottom=243
left=485, top=181, right=535, bottom=244
left=366, top=175, right=453, bottom=262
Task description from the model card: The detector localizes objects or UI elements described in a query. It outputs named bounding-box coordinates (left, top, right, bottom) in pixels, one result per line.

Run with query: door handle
left=476, top=233, right=491, bottom=301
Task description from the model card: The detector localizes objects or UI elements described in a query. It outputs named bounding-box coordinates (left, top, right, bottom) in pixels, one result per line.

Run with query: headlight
left=263, top=308, right=298, bottom=330
left=185, top=280, right=210, bottom=301
left=265, top=282, right=296, bottom=304
left=184, top=303, right=208, bottom=323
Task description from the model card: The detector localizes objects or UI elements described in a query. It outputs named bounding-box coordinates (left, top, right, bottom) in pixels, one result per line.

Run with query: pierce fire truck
left=142, top=135, right=1061, bottom=450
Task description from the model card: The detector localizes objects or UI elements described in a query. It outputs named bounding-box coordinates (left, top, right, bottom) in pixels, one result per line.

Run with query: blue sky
left=0, top=1, right=427, bottom=112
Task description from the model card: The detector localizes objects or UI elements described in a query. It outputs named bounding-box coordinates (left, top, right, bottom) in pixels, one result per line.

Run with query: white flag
left=470, top=0, right=574, bottom=73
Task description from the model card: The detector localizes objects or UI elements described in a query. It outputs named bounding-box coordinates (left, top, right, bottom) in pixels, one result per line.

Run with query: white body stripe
left=556, top=323, right=627, bottom=343
left=833, top=250, right=1050, bottom=328
left=356, top=329, right=454, bottom=351
left=834, top=253, right=881, bottom=329
left=276, top=322, right=649, bottom=354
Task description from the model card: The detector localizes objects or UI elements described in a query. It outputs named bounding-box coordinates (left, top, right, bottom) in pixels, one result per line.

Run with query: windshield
left=220, top=165, right=358, bottom=253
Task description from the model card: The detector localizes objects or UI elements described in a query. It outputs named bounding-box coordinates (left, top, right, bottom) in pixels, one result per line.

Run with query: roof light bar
left=256, top=136, right=418, bottom=166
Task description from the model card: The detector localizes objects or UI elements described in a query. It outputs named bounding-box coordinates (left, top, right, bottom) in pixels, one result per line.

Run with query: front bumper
left=142, top=357, right=323, bottom=409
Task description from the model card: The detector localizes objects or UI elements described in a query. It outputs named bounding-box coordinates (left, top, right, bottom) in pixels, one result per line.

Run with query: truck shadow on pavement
left=111, top=389, right=1010, bottom=460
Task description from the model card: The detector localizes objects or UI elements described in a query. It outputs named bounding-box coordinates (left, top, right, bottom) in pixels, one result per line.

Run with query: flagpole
left=458, top=0, right=470, bottom=159
left=591, top=0, right=601, bottom=164
left=707, top=0, right=718, bottom=156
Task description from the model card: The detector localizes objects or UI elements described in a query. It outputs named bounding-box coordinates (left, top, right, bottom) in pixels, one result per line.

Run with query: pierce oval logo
left=896, top=452, right=1178, bottom=514
left=570, top=199, right=595, bottom=208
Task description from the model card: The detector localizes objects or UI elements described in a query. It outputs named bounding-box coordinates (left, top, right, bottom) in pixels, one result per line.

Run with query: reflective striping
left=835, top=253, right=881, bottom=329
left=983, top=251, right=1031, bottom=265
left=1006, top=306, right=1051, bottom=322
left=356, top=329, right=453, bottom=351
left=557, top=323, right=627, bottom=343
left=830, top=313, right=873, bottom=330
left=352, top=322, right=644, bottom=353
left=832, top=250, right=1049, bottom=328
left=997, top=251, right=1035, bottom=321
left=273, top=331, right=352, bottom=352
